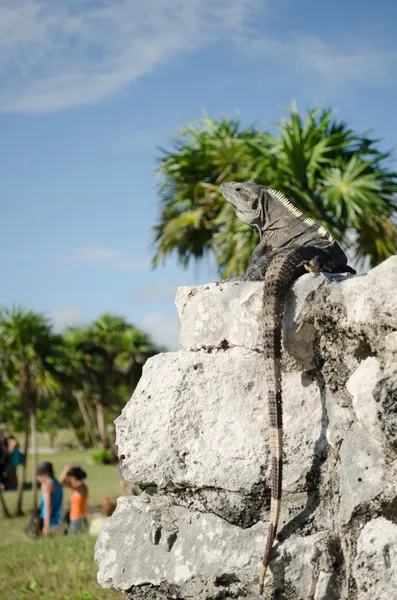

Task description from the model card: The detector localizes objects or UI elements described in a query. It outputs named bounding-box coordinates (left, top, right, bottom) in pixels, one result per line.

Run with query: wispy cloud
left=46, top=306, right=83, bottom=332
left=0, top=0, right=261, bottom=113
left=72, top=245, right=147, bottom=270
left=1, top=1, right=394, bottom=113
left=238, top=33, right=397, bottom=88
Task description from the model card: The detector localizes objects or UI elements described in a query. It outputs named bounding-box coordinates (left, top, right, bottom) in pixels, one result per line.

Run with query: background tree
left=56, top=315, right=159, bottom=449
left=153, top=105, right=397, bottom=276
left=84, top=314, right=157, bottom=447
left=56, top=327, right=101, bottom=447
left=0, top=308, right=60, bottom=515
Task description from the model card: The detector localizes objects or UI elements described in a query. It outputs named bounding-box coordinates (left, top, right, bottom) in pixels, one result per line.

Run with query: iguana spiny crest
left=220, top=181, right=334, bottom=251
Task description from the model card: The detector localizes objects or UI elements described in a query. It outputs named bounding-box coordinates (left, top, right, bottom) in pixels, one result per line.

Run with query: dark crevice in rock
left=214, top=573, right=241, bottom=586
left=353, top=337, right=374, bottom=361
left=373, top=369, right=397, bottom=450
left=150, top=524, right=162, bottom=545
left=126, top=583, right=183, bottom=600
left=381, top=496, right=397, bottom=524
left=164, top=477, right=271, bottom=528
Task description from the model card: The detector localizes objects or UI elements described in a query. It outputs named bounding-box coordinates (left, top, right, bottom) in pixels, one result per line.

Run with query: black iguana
left=219, top=181, right=356, bottom=596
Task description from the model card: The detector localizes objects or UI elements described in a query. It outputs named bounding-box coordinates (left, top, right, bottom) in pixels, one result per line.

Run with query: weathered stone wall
left=95, top=257, right=397, bottom=600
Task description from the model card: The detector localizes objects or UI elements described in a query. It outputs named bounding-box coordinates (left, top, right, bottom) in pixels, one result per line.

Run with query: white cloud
left=72, top=245, right=147, bottom=270
left=46, top=306, right=83, bottom=332
left=238, top=33, right=397, bottom=88
left=0, top=0, right=261, bottom=113
left=138, top=311, right=179, bottom=350
left=1, top=1, right=394, bottom=113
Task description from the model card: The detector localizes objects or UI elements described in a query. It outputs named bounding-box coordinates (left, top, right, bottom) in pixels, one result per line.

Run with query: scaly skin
left=219, top=182, right=356, bottom=596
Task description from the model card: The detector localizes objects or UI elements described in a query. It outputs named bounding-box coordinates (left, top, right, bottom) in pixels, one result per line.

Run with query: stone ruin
left=95, top=256, right=397, bottom=599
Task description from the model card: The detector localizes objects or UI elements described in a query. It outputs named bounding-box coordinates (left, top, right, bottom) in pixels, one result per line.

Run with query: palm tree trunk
left=67, top=418, right=82, bottom=448
left=84, top=397, right=99, bottom=435
left=15, top=415, right=29, bottom=516
left=74, top=392, right=99, bottom=446
left=83, top=426, right=90, bottom=445
left=96, top=402, right=107, bottom=448
left=31, top=411, right=38, bottom=509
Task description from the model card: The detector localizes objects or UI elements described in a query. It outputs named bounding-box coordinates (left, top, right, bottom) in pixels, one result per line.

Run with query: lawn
left=0, top=450, right=124, bottom=600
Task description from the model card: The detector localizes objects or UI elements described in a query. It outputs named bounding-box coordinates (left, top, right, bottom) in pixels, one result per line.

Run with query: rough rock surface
left=96, top=256, right=397, bottom=600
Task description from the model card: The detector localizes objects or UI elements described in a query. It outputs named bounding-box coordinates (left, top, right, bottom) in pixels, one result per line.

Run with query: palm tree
left=57, top=328, right=101, bottom=447
left=86, top=314, right=158, bottom=447
left=0, top=307, right=60, bottom=515
left=115, top=326, right=158, bottom=390
left=272, top=107, right=397, bottom=267
left=57, top=315, right=158, bottom=449
left=153, top=106, right=397, bottom=276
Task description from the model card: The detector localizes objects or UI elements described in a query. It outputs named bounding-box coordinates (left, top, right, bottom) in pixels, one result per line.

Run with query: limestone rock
left=97, top=256, right=397, bottom=600
left=177, top=274, right=337, bottom=369
left=339, top=424, right=385, bottom=524
left=325, top=388, right=354, bottom=448
left=385, top=331, right=397, bottom=353
left=115, top=349, right=325, bottom=505
left=373, top=364, right=397, bottom=449
left=346, top=357, right=383, bottom=442
left=115, top=347, right=268, bottom=495
left=95, top=495, right=266, bottom=593
left=329, top=256, right=397, bottom=329
left=353, top=517, right=397, bottom=600
left=272, top=532, right=338, bottom=600
left=284, top=272, right=348, bottom=369
left=177, top=281, right=266, bottom=352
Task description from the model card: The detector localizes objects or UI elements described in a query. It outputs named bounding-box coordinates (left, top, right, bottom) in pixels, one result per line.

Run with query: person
left=0, top=424, right=9, bottom=489
left=59, top=464, right=88, bottom=534
left=36, top=462, right=63, bottom=536
left=6, top=435, right=24, bottom=490
left=89, top=496, right=117, bottom=536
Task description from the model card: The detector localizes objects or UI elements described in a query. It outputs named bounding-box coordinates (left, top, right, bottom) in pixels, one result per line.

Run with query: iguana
left=219, top=181, right=356, bottom=596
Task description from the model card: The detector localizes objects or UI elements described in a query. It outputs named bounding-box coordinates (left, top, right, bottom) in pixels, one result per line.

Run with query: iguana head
left=220, top=181, right=264, bottom=233
left=220, top=181, right=332, bottom=247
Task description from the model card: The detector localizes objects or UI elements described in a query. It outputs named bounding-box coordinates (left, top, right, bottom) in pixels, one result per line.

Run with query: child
left=59, top=465, right=88, bottom=534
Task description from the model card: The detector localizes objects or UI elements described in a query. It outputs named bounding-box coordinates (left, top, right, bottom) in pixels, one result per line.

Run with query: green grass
left=0, top=450, right=124, bottom=600
left=0, top=533, right=122, bottom=600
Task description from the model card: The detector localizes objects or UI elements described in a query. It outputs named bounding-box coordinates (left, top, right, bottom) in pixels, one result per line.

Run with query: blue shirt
left=40, top=478, right=63, bottom=526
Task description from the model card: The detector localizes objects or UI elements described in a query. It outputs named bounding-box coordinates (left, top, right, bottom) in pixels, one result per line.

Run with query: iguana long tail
left=258, top=249, right=312, bottom=596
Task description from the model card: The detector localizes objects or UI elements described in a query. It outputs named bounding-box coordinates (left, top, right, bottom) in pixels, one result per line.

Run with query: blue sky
left=1, top=0, right=396, bottom=349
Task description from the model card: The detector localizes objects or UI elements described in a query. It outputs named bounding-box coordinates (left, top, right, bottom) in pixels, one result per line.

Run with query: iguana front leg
left=244, top=246, right=355, bottom=281
left=299, top=255, right=356, bottom=274
left=220, top=241, right=274, bottom=283
left=249, top=239, right=273, bottom=265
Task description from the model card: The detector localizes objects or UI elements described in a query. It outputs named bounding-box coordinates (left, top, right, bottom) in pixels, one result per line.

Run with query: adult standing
left=0, top=424, right=8, bottom=489
left=6, top=436, right=24, bottom=489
